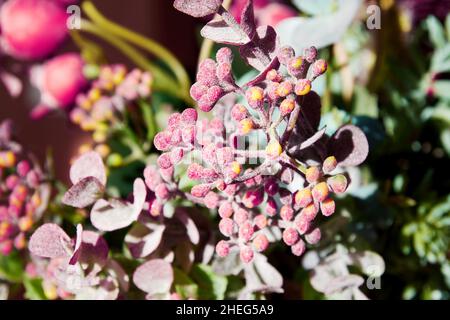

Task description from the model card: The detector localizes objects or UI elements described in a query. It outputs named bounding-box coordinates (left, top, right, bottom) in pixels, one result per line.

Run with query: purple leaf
left=173, top=0, right=223, bottom=18
left=299, top=127, right=327, bottom=150
left=70, top=151, right=106, bottom=186
left=328, top=124, right=369, bottom=167
left=69, top=224, right=83, bottom=265
left=90, top=199, right=137, bottom=232
left=176, top=210, right=200, bottom=245
left=240, top=0, right=256, bottom=39
left=125, top=222, right=165, bottom=258
left=298, top=91, right=322, bottom=132
left=244, top=57, right=280, bottom=87
left=252, top=253, right=283, bottom=291
left=239, top=25, right=279, bottom=71
left=201, top=18, right=251, bottom=45
left=78, top=231, right=109, bottom=267
left=90, top=178, right=146, bottom=232
left=29, top=223, right=71, bottom=259
left=132, top=178, right=147, bottom=214
left=62, top=176, right=105, bottom=208
left=133, top=259, right=174, bottom=295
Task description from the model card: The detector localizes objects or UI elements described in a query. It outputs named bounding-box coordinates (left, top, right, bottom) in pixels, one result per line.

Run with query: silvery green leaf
left=276, top=0, right=362, bottom=53
left=292, top=0, right=338, bottom=15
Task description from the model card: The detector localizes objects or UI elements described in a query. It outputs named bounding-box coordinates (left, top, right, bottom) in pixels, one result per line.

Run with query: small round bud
left=231, top=104, right=248, bottom=121
left=303, top=46, right=318, bottom=63
left=218, top=202, right=233, bottom=218
left=216, top=240, right=231, bottom=257
left=275, top=81, right=293, bottom=98
left=239, top=221, right=254, bottom=242
left=280, top=98, right=295, bottom=116
left=312, top=182, right=329, bottom=202
left=294, top=79, right=311, bottom=96
left=288, top=56, right=303, bottom=77
left=234, top=208, right=249, bottom=225
left=149, top=199, right=163, bottom=217
left=242, top=189, right=264, bottom=209
left=18, top=216, right=33, bottom=232
left=265, top=140, right=283, bottom=158
left=312, top=59, right=327, bottom=77
left=246, top=86, right=264, bottom=109
left=266, top=69, right=282, bottom=82
left=301, top=203, right=319, bottom=222
left=264, top=179, right=279, bottom=196
left=322, top=156, right=337, bottom=174
left=216, top=62, right=233, bottom=82
left=291, top=239, right=306, bottom=256
left=17, top=160, right=31, bottom=177
left=238, top=118, right=254, bottom=135
left=280, top=205, right=294, bottom=221
left=181, top=108, right=198, bottom=125
left=219, top=218, right=235, bottom=237
left=305, top=166, right=320, bottom=184
left=253, top=233, right=269, bottom=252
left=294, top=214, right=310, bottom=235
left=254, top=214, right=268, bottom=229
left=0, top=151, right=16, bottom=168
left=190, top=82, right=208, bottom=101
left=191, top=184, right=211, bottom=197
left=305, top=227, right=321, bottom=245
left=320, top=198, right=335, bottom=217
left=240, top=246, right=254, bottom=263
left=157, top=153, right=172, bottom=170
left=266, top=198, right=278, bottom=216
left=204, top=191, right=220, bottom=209
left=216, top=47, right=233, bottom=64
left=283, top=228, right=299, bottom=246
left=327, top=174, right=348, bottom=194
left=167, top=113, right=181, bottom=128
left=155, top=184, right=170, bottom=200
left=278, top=46, right=295, bottom=66
left=294, top=188, right=313, bottom=208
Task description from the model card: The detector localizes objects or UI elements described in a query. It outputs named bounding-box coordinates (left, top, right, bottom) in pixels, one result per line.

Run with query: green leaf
left=190, top=264, right=228, bottom=300
left=173, top=268, right=198, bottom=299
left=23, top=277, right=47, bottom=300
left=0, top=251, right=24, bottom=283
left=433, top=81, right=450, bottom=100
left=426, top=16, right=446, bottom=49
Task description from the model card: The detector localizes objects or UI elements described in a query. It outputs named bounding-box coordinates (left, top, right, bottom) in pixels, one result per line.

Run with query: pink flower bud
left=304, top=46, right=318, bottom=63
left=170, top=148, right=184, bottom=165
left=254, top=214, right=268, bottom=229
left=294, top=188, right=313, bottom=208
left=275, top=81, right=293, bottom=98
left=239, top=246, right=254, bottom=263
left=0, top=240, right=13, bottom=255
left=312, top=59, right=328, bottom=77
left=295, top=215, right=310, bottom=235
left=312, top=182, right=329, bottom=202
left=191, top=184, right=211, bottom=198
left=219, top=218, right=235, bottom=237
left=291, top=239, right=306, bottom=256
left=0, top=0, right=67, bottom=60
left=294, top=79, right=312, bottom=96
left=197, top=59, right=218, bottom=87
left=305, top=166, right=321, bottom=184
left=264, top=178, right=279, bottom=196
left=280, top=205, right=294, bottom=221
left=280, top=98, right=295, bottom=116
left=218, top=202, right=233, bottom=218
left=301, top=203, right=319, bottom=222
left=149, top=199, right=163, bottom=217
left=155, top=184, right=170, bottom=200
left=181, top=108, right=198, bottom=125
left=320, top=198, right=335, bottom=217
left=253, top=233, right=269, bottom=252
left=144, top=165, right=162, bottom=191
left=157, top=153, right=172, bottom=170
left=239, top=221, right=254, bottom=242
left=190, top=82, right=208, bottom=101
left=17, top=160, right=31, bottom=177
left=234, top=208, right=249, bottom=225
left=265, top=198, right=278, bottom=216
left=327, top=174, right=348, bottom=194
left=181, top=125, right=196, bottom=145
left=153, top=132, right=170, bottom=151
left=322, top=156, right=338, bottom=174
left=305, top=228, right=321, bottom=245
left=216, top=47, right=233, bottom=64
left=283, top=227, right=299, bottom=246
left=216, top=62, right=233, bottom=82
left=231, top=104, right=248, bottom=121
left=5, top=175, right=19, bottom=190
left=242, top=188, right=264, bottom=209
left=245, top=86, right=265, bottom=109
left=204, top=191, right=220, bottom=209
left=215, top=240, right=230, bottom=258
left=266, top=69, right=282, bottom=82
left=278, top=46, right=295, bottom=66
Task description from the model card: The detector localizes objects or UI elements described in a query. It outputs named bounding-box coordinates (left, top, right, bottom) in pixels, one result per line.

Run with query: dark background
left=0, top=0, right=199, bottom=184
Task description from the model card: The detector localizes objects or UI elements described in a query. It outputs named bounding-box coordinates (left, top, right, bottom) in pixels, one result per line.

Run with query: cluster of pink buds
left=70, top=65, right=153, bottom=159
left=166, top=0, right=368, bottom=263
left=0, top=120, right=49, bottom=255
left=190, top=47, right=239, bottom=112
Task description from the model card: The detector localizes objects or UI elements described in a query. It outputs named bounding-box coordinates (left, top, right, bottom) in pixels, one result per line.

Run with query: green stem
left=81, top=20, right=184, bottom=100
left=82, top=1, right=191, bottom=99
left=138, top=99, right=158, bottom=143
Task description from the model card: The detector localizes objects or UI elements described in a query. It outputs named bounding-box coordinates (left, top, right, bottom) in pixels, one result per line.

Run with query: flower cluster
left=70, top=65, right=153, bottom=159
left=0, top=120, right=49, bottom=255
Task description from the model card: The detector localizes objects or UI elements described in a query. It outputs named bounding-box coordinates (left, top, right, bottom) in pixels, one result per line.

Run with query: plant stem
left=82, top=1, right=191, bottom=100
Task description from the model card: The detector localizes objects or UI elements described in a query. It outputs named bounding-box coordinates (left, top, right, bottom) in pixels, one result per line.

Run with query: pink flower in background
left=0, top=0, right=68, bottom=60
left=257, top=3, right=297, bottom=27
left=30, top=53, right=87, bottom=119
left=230, top=0, right=297, bottom=27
